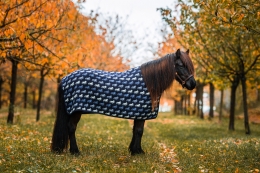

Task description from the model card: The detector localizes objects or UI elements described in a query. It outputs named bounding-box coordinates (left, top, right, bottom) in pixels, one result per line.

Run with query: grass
left=0, top=109, right=259, bottom=173
left=148, top=115, right=260, bottom=172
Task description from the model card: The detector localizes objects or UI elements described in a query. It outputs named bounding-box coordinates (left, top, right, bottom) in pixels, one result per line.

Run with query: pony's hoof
left=70, top=149, right=80, bottom=156
left=130, top=149, right=145, bottom=156
left=72, top=152, right=80, bottom=156
left=51, top=148, right=63, bottom=154
left=71, top=151, right=80, bottom=156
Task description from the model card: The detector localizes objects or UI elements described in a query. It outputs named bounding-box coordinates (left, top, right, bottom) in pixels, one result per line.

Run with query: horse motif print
left=61, top=67, right=159, bottom=120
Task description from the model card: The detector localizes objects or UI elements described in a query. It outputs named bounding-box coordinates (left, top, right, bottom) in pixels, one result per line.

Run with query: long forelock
left=180, top=53, right=194, bottom=74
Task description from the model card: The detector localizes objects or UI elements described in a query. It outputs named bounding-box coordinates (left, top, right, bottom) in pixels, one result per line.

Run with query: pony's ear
left=176, top=49, right=181, bottom=59
left=186, top=49, right=189, bottom=55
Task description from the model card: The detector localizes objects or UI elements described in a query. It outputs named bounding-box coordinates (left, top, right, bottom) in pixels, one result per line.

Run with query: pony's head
left=174, top=49, right=196, bottom=90
left=140, top=49, right=196, bottom=110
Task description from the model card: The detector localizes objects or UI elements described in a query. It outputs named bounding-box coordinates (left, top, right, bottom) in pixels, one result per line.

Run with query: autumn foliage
left=0, top=0, right=128, bottom=123
left=159, top=0, right=260, bottom=133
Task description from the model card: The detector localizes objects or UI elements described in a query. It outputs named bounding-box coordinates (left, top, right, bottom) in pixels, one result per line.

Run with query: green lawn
left=0, top=110, right=259, bottom=172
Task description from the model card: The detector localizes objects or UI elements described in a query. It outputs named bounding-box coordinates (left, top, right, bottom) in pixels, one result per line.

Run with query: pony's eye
left=177, top=61, right=183, bottom=66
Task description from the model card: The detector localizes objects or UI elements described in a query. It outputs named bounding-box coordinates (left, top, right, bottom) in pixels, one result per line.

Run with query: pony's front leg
left=129, top=119, right=145, bottom=155
left=68, top=112, right=82, bottom=155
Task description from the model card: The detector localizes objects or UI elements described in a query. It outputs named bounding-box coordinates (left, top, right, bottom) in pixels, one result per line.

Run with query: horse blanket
left=61, top=67, right=159, bottom=120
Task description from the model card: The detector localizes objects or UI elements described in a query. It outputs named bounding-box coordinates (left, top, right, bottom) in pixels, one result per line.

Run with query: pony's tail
left=51, top=83, right=69, bottom=153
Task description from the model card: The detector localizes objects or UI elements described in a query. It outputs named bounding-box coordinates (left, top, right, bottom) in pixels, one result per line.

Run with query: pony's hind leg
left=68, top=112, right=82, bottom=155
left=129, top=120, right=145, bottom=155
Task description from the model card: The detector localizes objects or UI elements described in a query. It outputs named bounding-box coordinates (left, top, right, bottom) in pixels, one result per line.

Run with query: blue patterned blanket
left=61, top=67, right=159, bottom=120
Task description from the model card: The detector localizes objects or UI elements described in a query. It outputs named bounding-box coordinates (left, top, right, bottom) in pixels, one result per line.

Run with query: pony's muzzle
left=185, top=76, right=196, bottom=90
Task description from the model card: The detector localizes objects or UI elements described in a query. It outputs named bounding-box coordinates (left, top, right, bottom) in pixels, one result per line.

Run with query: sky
left=78, top=0, right=175, bottom=67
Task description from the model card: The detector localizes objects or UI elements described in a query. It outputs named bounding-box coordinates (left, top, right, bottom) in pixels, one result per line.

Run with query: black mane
left=140, top=53, right=176, bottom=109
left=140, top=51, right=195, bottom=109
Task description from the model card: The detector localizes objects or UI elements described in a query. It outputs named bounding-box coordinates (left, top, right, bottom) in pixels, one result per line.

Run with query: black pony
left=51, top=49, right=196, bottom=155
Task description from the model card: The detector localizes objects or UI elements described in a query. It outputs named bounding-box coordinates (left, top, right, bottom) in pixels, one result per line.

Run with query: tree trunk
left=209, top=82, right=214, bottom=119
left=36, top=66, right=49, bottom=121
left=196, top=82, right=204, bottom=119
left=23, top=82, right=28, bottom=109
left=180, top=95, right=184, bottom=115
left=187, top=93, right=191, bottom=115
left=36, top=68, right=45, bottom=121
left=0, top=76, right=3, bottom=109
left=195, top=81, right=200, bottom=117
left=219, top=89, right=224, bottom=123
left=7, top=59, right=18, bottom=124
left=174, top=99, right=177, bottom=115
left=241, top=75, right=250, bottom=134
left=229, top=75, right=239, bottom=131
left=183, top=94, right=186, bottom=115
left=174, top=100, right=182, bottom=115
left=174, top=100, right=177, bottom=114
left=199, top=85, right=204, bottom=119
left=183, top=94, right=188, bottom=115
left=257, top=85, right=260, bottom=102
left=32, top=90, right=36, bottom=109
left=194, top=86, right=198, bottom=115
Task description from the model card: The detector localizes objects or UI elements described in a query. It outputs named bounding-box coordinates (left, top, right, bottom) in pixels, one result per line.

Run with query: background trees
left=159, top=0, right=260, bottom=134
left=0, top=0, right=129, bottom=123
left=1, top=0, right=259, bottom=134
